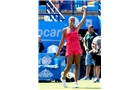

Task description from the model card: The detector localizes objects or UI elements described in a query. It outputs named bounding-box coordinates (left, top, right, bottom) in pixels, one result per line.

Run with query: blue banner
left=39, top=21, right=65, bottom=40
left=38, top=53, right=66, bottom=81
left=39, top=15, right=100, bottom=39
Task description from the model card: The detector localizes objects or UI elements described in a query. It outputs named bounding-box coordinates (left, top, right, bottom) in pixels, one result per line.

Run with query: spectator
left=38, top=35, right=44, bottom=53
left=79, top=34, right=86, bottom=55
left=90, top=36, right=101, bottom=82
left=81, top=25, right=98, bottom=80
left=79, top=34, right=86, bottom=79
left=39, top=0, right=63, bottom=11
left=51, top=0, right=64, bottom=10
left=47, top=43, right=59, bottom=54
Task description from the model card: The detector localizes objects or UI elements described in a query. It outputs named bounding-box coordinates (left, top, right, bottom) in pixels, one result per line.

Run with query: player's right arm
left=56, top=28, right=66, bottom=56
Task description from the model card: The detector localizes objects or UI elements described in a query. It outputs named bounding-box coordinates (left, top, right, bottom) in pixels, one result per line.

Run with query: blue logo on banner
left=39, top=21, right=65, bottom=40
left=41, top=54, right=53, bottom=66
left=39, top=69, right=54, bottom=78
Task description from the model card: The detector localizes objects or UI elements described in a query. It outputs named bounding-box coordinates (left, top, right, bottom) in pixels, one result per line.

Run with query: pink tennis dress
left=65, top=27, right=83, bottom=56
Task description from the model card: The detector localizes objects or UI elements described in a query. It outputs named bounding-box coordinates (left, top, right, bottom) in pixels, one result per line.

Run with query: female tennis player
left=56, top=6, right=87, bottom=88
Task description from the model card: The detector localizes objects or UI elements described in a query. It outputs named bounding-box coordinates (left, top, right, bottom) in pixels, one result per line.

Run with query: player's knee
left=74, top=65, right=79, bottom=70
left=66, top=64, right=72, bottom=70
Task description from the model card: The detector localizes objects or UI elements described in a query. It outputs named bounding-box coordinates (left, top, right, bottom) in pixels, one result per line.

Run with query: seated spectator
left=38, top=35, right=44, bottom=53
left=47, top=43, right=59, bottom=54
left=51, top=0, right=64, bottom=10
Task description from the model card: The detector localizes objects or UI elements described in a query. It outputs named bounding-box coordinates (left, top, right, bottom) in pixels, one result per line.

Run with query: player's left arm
left=76, top=6, right=87, bottom=31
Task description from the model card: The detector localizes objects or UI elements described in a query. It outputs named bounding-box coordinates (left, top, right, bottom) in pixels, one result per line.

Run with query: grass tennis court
left=39, top=80, right=101, bottom=90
